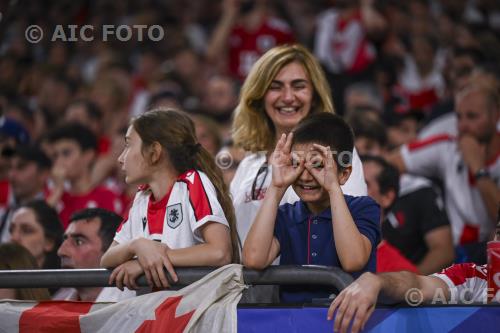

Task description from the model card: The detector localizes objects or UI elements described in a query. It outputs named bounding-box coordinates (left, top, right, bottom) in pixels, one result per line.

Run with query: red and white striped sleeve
left=179, top=170, right=229, bottom=239
left=432, top=263, right=487, bottom=303
left=400, top=134, right=454, bottom=179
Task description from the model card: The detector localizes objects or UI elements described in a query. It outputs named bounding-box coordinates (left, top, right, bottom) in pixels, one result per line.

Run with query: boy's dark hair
left=360, top=155, right=400, bottom=196
left=347, top=112, right=387, bottom=147
left=69, top=208, right=122, bottom=251
left=47, top=123, right=98, bottom=152
left=292, top=113, right=354, bottom=170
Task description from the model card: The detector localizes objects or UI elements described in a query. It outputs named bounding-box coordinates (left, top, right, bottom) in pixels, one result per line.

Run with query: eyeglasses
left=251, top=162, right=269, bottom=200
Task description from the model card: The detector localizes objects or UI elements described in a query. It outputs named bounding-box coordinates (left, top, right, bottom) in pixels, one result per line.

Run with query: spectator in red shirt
left=314, top=0, right=386, bottom=114
left=46, top=123, right=123, bottom=229
left=206, top=0, right=295, bottom=80
left=64, top=98, right=125, bottom=195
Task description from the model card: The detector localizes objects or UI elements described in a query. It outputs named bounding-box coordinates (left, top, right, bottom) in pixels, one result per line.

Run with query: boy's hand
left=305, top=144, right=340, bottom=193
left=270, top=133, right=304, bottom=189
left=51, top=163, right=68, bottom=188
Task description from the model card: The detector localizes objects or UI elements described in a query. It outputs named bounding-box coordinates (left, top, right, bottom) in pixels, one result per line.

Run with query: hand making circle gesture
left=304, top=143, right=340, bottom=194
left=270, top=133, right=304, bottom=189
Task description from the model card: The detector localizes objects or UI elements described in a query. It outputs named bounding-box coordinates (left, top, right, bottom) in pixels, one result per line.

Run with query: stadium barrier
left=0, top=265, right=353, bottom=291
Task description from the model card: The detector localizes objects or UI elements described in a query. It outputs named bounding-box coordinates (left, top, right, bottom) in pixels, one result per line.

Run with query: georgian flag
left=0, top=264, right=245, bottom=333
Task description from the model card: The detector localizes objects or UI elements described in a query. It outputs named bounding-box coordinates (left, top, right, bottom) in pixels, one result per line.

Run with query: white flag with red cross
left=0, top=264, right=245, bottom=333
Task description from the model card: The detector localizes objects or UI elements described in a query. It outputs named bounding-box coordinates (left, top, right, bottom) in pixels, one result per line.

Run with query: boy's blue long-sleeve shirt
left=274, top=195, right=381, bottom=303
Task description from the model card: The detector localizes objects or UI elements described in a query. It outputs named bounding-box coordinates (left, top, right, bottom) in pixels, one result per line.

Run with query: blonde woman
left=231, top=44, right=367, bottom=243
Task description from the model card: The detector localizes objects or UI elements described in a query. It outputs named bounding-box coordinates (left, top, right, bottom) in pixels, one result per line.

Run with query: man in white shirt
left=388, top=81, right=500, bottom=246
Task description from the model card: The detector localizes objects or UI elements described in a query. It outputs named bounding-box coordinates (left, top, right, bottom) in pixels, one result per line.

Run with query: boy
left=243, top=113, right=380, bottom=302
left=46, top=123, right=123, bottom=229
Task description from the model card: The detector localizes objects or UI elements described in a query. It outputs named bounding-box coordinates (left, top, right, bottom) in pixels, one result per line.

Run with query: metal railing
left=0, top=265, right=353, bottom=292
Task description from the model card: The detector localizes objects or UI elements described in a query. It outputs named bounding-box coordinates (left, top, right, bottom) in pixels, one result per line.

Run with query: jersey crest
left=166, top=203, right=183, bottom=229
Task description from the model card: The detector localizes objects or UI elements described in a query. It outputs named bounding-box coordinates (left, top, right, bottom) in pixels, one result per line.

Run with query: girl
left=101, top=109, right=240, bottom=290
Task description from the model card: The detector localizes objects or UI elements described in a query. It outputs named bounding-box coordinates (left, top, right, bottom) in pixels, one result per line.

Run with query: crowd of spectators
left=0, top=0, right=499, bottom=304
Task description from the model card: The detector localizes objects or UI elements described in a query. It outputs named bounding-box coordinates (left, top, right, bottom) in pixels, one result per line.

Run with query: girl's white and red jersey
left=433, top=263, right=488, bottom=303
left=114, top=170, right=228, bottom=249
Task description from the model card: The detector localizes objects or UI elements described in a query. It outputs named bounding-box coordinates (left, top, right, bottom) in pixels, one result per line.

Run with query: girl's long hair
left=133, top=108, right=240, bottom=263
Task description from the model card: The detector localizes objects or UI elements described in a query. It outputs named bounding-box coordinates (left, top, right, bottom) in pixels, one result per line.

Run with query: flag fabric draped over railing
left=0, top=264, right=246, bottom=333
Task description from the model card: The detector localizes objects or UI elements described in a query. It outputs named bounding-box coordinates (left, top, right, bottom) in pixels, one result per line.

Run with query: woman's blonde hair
left=232, top=44, right=334, bottom=152
left=132, top=108, right=240, bottom=263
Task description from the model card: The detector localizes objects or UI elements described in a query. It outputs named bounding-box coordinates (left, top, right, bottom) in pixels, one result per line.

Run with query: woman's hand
left=270, top=133, right=304, bottom=189
left=131, top=238, right=178, bottom=288
left=109, top=259, right=144, bottom=290
left=305, top=144, right=340, bottom=193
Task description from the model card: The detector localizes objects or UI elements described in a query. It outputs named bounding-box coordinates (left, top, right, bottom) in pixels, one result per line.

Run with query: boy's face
left=291, top=143, right=346, bottom=213
left=52, top=139, right=93, bottom=181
